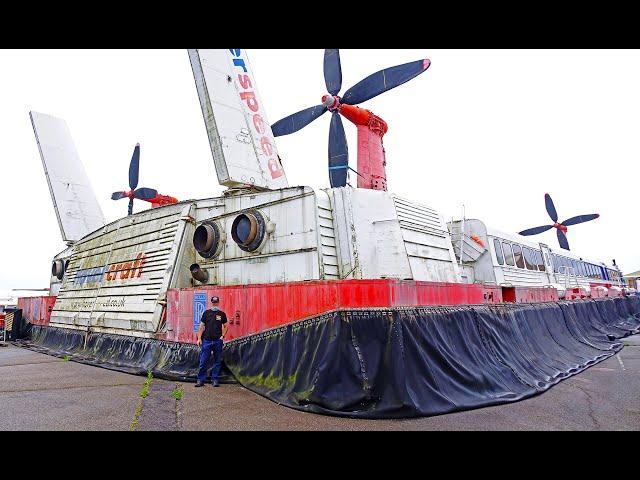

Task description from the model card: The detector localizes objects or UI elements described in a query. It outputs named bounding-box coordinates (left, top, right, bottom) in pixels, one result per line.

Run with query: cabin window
left=560, top=256, right=567, bottom=273
left=536, top=250, right=546, bottom=272
left=502, top=242, right=515, bottom=266
left=577, top=261, right=585, bottom=277
left=570, top=259, right=578, bottom=275
left=512, top=244, right=525, bottom=269
left=523, top=247, right=536, bottom=270
left=493, top=238, right=504, bottom=265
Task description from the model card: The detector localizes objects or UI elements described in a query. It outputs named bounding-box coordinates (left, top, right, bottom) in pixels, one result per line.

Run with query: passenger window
left=493, top=238, right=504, bottom=265
left=537, top=250, right=546, bottom=272
left=523, top=247, right=535, bottom=270
left=512, top=244, right=525, bottom=269
left=502, top=242, right=515, bottom=266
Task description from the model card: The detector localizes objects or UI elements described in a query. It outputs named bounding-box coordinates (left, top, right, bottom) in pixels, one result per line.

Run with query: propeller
left=271, top=49, right=431, bottom=187
left=111, top=144, right=158, bottom=215
left=518, top=193, right=599, bottom=250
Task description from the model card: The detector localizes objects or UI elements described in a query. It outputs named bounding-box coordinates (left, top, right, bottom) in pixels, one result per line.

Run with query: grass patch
left=129, top=369, right=154, bottom=431
left=140, top=370, right=153, bottom=399
left=62, top=355, right=71, bottom=362
left=171, top=384, right=184, bottom=401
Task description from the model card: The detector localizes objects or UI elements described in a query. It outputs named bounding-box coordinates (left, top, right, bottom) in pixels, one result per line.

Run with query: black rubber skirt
left=20, top=296, right=640, bottom=418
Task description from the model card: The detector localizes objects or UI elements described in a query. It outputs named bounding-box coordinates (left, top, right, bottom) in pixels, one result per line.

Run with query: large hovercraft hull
left=16, top=292, right=640, bottom=419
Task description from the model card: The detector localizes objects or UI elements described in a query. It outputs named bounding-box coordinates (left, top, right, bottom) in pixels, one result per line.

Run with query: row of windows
left=552, top=255, right=605, bottom=280
left=493, top=239, right=546, bottom=272
left=552, top=256, right=622, bottom=282
left=491, top=237, right=620, bottom=283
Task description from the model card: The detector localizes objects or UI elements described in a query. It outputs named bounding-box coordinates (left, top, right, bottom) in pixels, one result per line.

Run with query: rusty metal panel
left=192, top=187, right=321, bottom=286
left=50, top=202, right=194, bottom=337
left=30, top=111, right=105, bottom=242
left=391, top=194, right=460, bottom=282
left=326, top=187, right=358, bottom=279
left=316, top=190, right=340, bottom=280
left=164, top=279, right=498, bottom=343
left=329, top=188, right=414, bottom=281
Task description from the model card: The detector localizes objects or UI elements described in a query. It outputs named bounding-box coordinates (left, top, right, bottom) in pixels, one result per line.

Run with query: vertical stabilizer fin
left=188, top=49, right=288, bottom=190
left=30, top=111, right=106, bottom=243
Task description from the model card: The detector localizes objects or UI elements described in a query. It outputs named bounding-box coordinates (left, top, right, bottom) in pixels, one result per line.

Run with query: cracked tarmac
left=1, top=336, right=638, bottom=430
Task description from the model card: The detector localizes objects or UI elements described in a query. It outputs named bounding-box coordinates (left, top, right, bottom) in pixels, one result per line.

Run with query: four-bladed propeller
left=111, top=144, right=158, bottom=215
left=271, top=49, right=431, bottom=187
left=518, top=193, right=599, bottom=250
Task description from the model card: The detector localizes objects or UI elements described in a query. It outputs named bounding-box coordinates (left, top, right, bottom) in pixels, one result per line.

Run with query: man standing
left=195, top=296, right=228, bottom=387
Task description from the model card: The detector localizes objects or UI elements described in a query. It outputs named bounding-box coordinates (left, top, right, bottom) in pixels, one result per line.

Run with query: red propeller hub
left=321, top=95, right=340, bottom=111
left=553, top=223, right=568, bottom=234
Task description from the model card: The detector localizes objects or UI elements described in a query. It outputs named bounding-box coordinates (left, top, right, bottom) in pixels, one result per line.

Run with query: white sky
left=1, top=49, right=639, bottom=293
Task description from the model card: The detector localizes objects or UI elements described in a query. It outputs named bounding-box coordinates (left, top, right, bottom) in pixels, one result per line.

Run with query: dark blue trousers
left=197, top=339, right=223, bottom=383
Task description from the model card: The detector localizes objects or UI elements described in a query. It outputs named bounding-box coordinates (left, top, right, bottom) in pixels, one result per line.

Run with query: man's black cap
left=211, top=296, right=220, bottom=304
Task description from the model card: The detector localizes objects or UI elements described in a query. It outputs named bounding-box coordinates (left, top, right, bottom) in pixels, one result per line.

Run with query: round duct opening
left=193, top=221, right=223, bottom=259
left=51, top=259, right=65, bottom=280
left=231, top=210, right=267, bottom=252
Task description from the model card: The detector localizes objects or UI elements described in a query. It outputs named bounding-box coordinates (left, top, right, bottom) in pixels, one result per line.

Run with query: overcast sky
left=1, top=49, right=639, bottom=294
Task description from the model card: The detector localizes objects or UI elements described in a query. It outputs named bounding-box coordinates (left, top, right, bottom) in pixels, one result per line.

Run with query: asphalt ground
left=1, top=336, right=638, bottom=430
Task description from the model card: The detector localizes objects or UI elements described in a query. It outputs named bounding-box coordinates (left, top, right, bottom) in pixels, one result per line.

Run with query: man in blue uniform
left=195, top=296, right=228, bottom=387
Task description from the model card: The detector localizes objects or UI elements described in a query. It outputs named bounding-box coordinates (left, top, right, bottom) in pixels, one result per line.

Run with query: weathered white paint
left=51, top=202, right=194, bottom=336
left=30, top=111, right=105, bottom=243
left=49, top=186, right=467, bottom=338
left=193, top=187, right=320, bottom=286
left=188, top=49, right=288, bottom=190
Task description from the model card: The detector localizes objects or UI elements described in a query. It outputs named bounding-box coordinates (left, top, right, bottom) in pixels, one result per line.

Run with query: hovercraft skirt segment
left=19, top=297, right=640, bottom=419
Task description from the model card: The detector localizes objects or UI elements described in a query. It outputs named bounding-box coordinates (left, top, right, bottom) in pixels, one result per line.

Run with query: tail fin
left=188, top=49, right=288, bottom=190
left=30, top=111, right=105, bottom=243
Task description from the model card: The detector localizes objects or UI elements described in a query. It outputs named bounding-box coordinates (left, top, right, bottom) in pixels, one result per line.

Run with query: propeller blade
left=341, top=58, right=431, bottom=106
left=134, top=188, right=158, bottom=200
left=129, top=143, right=141, bottom=190
left=544, top=193, right=558, bottom=223
left=111, top=191, right=128, bottom=201
left=518, top=225, right=553, bottom=236
left=328, top=112, right=349, bottom=187
left=562, top=214, right=600, bottom=227
left=557, top=229, right=570, bottom=250
left=128, top=198, right=134, bottom=216
left=324, top=49, right=342, bottom=96
left=271, top=105, right=327, bottom=137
